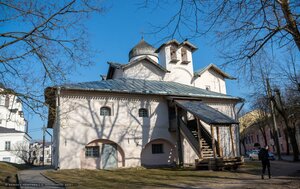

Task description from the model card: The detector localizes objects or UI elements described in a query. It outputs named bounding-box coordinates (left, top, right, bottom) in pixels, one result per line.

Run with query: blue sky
left=27, top=0, right=249, bottom=140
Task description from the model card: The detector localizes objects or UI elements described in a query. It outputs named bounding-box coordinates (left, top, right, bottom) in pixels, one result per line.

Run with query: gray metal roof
left=0, top=126, right=24, bottom=134
left=59, top=78, right=240, bottom=100
left=108, top=56, right=169, bottom=73
left=175, top=100, right=238, bottom=125
left=195, top=64, right=236, bottom=80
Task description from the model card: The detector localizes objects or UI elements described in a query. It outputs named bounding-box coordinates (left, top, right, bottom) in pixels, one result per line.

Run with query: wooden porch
left=171, top=100, right=244, bottom=170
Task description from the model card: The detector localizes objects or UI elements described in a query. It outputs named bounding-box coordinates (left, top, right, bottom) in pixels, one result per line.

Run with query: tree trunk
left=284, top=128, right=290, bottom=155
left=286, top=122, right=299, bottom=161
left=261, top=128, right=268, bottom=146
left=241, top=139, right=246, bottom=155
left=279, top=0, right=300, bottom=52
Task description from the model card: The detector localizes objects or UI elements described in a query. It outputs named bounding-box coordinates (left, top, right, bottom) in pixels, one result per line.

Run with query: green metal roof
left=58, top=78, right=240, bottom=100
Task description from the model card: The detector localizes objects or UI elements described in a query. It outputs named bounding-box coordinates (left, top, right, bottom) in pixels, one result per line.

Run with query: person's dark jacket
left=259, top=148, right=269, bottom=161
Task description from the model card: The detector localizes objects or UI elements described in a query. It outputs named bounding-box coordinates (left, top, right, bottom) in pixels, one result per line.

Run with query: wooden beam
left=216, top=127, right=221, bottom=157
left=229, top=125, right=236, bottom=157
left=211, top=125, right=216, bottom=158
left=196, top=118, right=203, bottom=159
left=175, top=105, right=184, bottom=167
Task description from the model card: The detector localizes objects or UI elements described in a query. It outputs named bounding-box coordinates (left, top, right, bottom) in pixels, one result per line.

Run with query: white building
left=0, top=88, right=30, bottom=164
left=29, top=141, right=52, bottom=165
left=45, top=39, right=242, bottom=169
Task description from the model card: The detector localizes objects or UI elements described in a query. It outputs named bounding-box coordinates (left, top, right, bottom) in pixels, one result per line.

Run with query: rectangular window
left=85, top=146, right=99, bottom=157
left=2, top=157, right=11, bottom=162
left=5, top=141, right=11, bottom=151
left=152, top=144, right=163, bottom=154
left=181, top=48, right=190, bottom=64
left=139, top=108, right=148, bottom=117
left=100, top=107, right=111, bottom=116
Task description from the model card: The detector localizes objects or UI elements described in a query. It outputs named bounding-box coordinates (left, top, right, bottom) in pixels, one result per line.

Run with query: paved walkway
left=18, top=166, right=65, bottom=189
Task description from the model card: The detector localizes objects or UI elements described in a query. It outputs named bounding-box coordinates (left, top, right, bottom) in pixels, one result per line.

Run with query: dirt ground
left=176, top=160, right=300, bottom=189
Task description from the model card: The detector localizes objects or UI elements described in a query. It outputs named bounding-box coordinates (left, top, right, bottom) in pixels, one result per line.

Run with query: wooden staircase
left=190, top=130, right=214, bottom=159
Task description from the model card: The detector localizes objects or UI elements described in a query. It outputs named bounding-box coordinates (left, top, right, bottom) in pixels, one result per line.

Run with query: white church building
left=45, top=39, right=243, bottom=169
left=0, top=86, right=30, bottom=164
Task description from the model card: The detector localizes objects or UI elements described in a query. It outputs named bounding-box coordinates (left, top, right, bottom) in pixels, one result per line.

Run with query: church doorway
left=83, top=139, right=125, bottom=169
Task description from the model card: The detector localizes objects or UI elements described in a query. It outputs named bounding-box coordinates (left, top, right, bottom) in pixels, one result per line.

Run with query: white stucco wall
left=0, top=94, right=27, bottom=132
left=55, top=91, right=177, bottom=169
left=0, top=133, right=30, bottom=164
left=123, top=60, right=165, bottom=80
left=160, top=46, right=194, bottom=86
left=193, top=69, right=227, bottom=94
left=51, top=89, right=239, bottom=169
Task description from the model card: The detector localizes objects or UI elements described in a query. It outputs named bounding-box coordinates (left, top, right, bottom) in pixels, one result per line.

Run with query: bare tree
left=251, top=97, right=271, bottom=147
left=142, top=0, right=299, bottom=76
left=12, top=142, right=31, bottom=164
left=0, top=0, right=104, bottom=115
left=273, top=87, right=299, bottom=161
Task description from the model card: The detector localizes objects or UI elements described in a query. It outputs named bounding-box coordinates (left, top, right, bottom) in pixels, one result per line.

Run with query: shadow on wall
left=58, top=91, right=169, bottom=169
left=141, top=138, right=176, bottom=167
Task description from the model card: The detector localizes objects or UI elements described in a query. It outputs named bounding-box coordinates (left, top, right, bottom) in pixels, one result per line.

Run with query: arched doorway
left=82, top=139, right=125, bottom=169
left=141, top=138, right=176, bottom=167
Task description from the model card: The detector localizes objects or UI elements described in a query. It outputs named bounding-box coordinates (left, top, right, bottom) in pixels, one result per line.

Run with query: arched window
left=139, top=108, right=148, bottom=117
left=100, top=107, right=111, bottom=116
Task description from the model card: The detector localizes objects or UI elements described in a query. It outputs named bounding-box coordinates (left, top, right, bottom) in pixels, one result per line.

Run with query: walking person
left=258, top=145, right=271, bottom=179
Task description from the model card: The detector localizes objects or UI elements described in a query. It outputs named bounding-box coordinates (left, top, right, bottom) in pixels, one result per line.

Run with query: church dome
left=128, top=39, right=158, bottom=62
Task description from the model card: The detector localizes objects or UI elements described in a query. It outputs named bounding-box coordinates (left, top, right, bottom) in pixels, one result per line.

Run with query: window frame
left=138, top=108, right=149, bottom=118
left=181, top=48, right=190, bottom=64
left=100, top=106, right=111, bottom=116
left=5, top=141, right=11, bottom=151
left=85, top=146, right=100, bottom=157
left=152, top=143, right=164, bottom=154
left=4, top=96, right=9, bottom=108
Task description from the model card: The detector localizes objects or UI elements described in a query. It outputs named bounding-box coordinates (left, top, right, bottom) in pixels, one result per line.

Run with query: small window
left=205, top=85, right=211, bottom=91
left=5, top=96, right=9, bottom=108
left=170, top=46, right=178, bottom=63
left=5, top=141, right=11, bottom=151
left=100, top=107, right=111, bottom=116
left=152, top=144, right=163, bottom=154
left=181, top=48, right=190, bottom=64
left=2, top=157, right=11, bottom=162
left=85, top=146, right=99, bottom=157
left=139, top=108, right=148, bottom=117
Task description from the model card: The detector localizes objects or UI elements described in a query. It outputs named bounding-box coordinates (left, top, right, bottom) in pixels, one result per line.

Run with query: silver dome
left=128, top=39, right=158, bottom=61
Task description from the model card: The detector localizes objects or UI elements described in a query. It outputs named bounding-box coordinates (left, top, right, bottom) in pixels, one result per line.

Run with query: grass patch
left=0, top=162, right=33, bottom=185
left=45, top=165, right=257, bottom=189
left=237, top=161, right=261, bottom=175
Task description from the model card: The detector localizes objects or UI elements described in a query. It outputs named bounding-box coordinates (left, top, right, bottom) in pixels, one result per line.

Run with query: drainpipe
left=56, top=87, right=61, bottom=169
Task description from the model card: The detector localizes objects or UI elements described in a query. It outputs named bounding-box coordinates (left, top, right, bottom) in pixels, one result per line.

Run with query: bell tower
left=155, top=40, right=197, bottom=85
